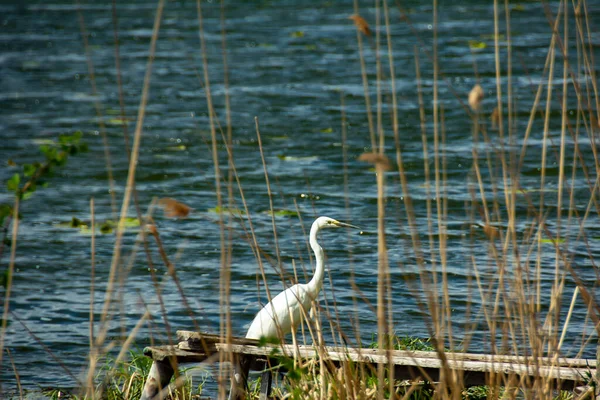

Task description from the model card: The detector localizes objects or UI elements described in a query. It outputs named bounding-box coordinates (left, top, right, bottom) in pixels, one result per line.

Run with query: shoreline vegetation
left=1, top=0, right=599, bottom=399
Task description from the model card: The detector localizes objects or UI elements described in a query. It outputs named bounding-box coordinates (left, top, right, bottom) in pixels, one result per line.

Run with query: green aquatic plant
left=3, top=131, right=87, bottom=203
left=0, top=131, right=88, bottom=271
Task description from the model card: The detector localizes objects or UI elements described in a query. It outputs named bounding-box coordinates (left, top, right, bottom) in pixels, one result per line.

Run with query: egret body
left=245, top=216, right=358, bottom=340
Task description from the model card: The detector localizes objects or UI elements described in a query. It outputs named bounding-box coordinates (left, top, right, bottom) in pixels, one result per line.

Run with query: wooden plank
left=259, top=370, right=273, bottom=400
left=177, top=330, right=259, bottom=351
left=213, top=343, right=596, bottom=384
left=176, top=331, right=595, bottom=368
left=144, top=335, right=597, bottom=392
left=140, top=360, right=174, bottom=400
left=228, top=354, right=252, bottom=400
left=143, top=345, right=209, bottom=363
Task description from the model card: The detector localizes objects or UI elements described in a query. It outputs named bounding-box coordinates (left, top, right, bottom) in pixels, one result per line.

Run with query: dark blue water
left=1, top=0, right=599, bottom=395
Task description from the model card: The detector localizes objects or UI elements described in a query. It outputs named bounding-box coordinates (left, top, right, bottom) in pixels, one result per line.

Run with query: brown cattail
left=491, top=106, right=500, bottom=130
left=482, top=223, right=500, bottom=240
left=468, top=84, right=484, bottom=112
left=349, top=14, right=372, bottom=37
left=158, top=197, right=191, bottom=219
left=358, top=152, right=392, bottom=171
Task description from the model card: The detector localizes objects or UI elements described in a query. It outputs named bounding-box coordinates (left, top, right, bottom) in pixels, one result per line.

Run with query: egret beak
left=333, top=221, right=360, bottom=230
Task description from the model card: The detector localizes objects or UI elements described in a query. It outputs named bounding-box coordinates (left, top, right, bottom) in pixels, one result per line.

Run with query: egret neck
left=306, top=221, right=325, bottom=298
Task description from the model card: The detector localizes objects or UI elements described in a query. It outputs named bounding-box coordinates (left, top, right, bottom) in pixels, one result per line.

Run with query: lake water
left=0, top=0, right=599, bottom=395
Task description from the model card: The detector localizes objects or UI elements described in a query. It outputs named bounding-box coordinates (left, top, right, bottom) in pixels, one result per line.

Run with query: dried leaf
left=482, top=224, right=499, bottom=240
left=358, top=152, right=392, bottom=171
left=145, top=224, right=158, bottom=235
left=468, top=84, right=484, bottom=112
left=349, top=14, right=372, bottom=37
left=158, top=197, right=191, bottom=219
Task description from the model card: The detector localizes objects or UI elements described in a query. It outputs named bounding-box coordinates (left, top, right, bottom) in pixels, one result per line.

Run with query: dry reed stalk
left=110, top=0, right=148, bottom=240
left=340, top=92, right=362, bottom=350
left=253, top=118, right=288, bottom=345
left=147, top=215, right=200, bottom=333
left=76, top=0, right=117, bottom=220
left=195, top=1, right=230, bottom=396
left=10, top=312, right=78, bottom=383
left=381, top=1, right=398, bottom=394
left=0, top=197, right=19, bottom=369
left=374, top=0, right=384, bottom=156
left=549, top=0, right=570, bottom=363
left=219, top=0, right=235, bottom=368
left=86, top=198, right=97, bottom=398
left=6, top=348, right=22, bottom=400
left=255, top=119, right=284, bottom=280
left=358, top=151, right=391, bottom=399
left=97, top=0, right=164, bottom=339
left=351, top=2, right=376, bottom=151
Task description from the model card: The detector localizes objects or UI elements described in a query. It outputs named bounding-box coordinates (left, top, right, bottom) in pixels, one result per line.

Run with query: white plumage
left=245, top=216, right=358, bottom=340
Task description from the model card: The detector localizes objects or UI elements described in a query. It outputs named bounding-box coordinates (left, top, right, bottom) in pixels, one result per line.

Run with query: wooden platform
left=139, top=331, right=598, bottom=400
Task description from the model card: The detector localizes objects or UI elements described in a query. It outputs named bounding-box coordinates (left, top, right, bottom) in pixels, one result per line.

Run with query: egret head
left=314, top=216, right=360, bottom=231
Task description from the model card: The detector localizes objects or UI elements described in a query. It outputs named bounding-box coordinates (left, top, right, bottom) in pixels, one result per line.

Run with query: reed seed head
left=468, top=84, right=484, bottom=112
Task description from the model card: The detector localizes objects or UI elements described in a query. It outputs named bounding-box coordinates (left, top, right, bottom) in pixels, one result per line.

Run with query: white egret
left=245, top=216, right=359, bottom=340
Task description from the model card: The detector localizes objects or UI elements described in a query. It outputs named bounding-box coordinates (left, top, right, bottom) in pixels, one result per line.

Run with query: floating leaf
left=469, top=40, right=487, bottom=50
left=105, top=108, right=121, bottom=115
left=540, top=238, right=565, bottom=244
left=278, top=155, right=319, bottom=162
left=268, top=209, right=299, bottom=218
left=7, top=159, right=16, bottom=167
left=320, top=127, right=333, bottom=133
left=122, top=217, right=141, bottom=228
left=290, top=31, right=304, bottom=38
left=166, top=145, right=187, bottom=151
left=349, top=14, right=372, bottom=37
left=32, top=139, right=56, bottom=146
left=512, top=4, right=525, bottom=12
left=304, top=44, right=317, bottom=51
left=107, top=117, right=130, bottom=126
left=159, top=198, right=191, bottom=219
left=208, top=206, right=246, bottom=215
left=100, top=222, right=113, bottom=234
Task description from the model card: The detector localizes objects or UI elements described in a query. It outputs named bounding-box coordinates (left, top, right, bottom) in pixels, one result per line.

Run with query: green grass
left=40, top=349, right=205, bottom=400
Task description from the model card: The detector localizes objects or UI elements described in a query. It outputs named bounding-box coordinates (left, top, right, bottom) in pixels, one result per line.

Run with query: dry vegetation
left=1, top=0, right=599, bottom=399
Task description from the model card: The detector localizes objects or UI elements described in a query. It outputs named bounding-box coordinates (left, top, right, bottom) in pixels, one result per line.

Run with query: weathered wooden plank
left=140, top=360, right=174, bottom=400
left=258, top=370, right=272, bottom=400
left=212, top=343, right=596, bottom=384
left=177, top=330, right=260, bottom=350
left=176, top=331, right=595, bottom=369
left=142, top=335, right=597, bottom=398
left=143, top=345, right=209, bottom=363
left=228, top=354, right=252, bottom=400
